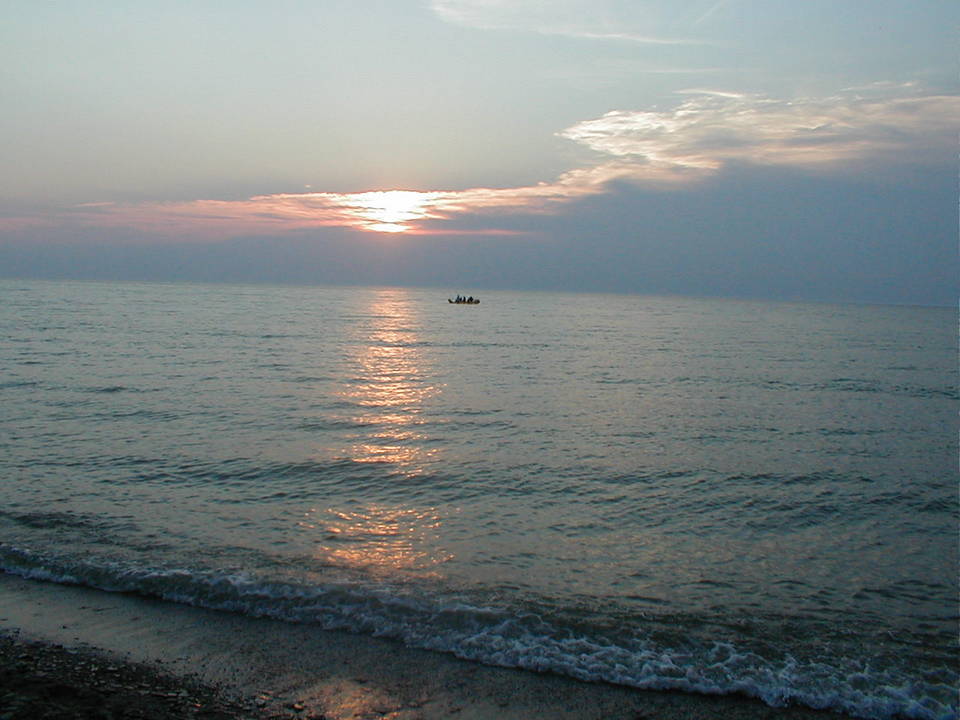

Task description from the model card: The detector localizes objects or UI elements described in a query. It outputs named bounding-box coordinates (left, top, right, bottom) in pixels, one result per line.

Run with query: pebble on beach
left=0, top=631, right=315, bottom=720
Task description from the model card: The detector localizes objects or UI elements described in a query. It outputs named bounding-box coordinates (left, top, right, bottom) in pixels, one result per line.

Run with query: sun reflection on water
left=299, top=505, right=451, bottom=574
left=302, top=289, right=451, bottom=576
left=338, top=291, right=442, bottom=472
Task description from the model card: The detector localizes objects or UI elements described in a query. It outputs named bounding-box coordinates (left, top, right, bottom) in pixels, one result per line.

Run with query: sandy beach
left=0, top=630, right=260, bottom=719
left=0, top=572, right=857, bottom=720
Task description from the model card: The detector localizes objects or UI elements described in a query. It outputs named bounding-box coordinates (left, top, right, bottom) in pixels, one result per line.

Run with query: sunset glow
left=3, top=91, right=951, bottom=244
left=1, top=1, right=954, bottom=305
left=1, top=4, right=956, bottom=714
left=341, top=190, right=441, bottom=233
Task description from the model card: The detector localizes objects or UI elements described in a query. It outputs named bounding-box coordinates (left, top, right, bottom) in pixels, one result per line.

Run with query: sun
left=346, top=190, right=438, bottom=233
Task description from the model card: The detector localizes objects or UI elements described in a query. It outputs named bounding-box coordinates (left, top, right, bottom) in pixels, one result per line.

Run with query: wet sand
left=0, top=572, right=854, bottom=720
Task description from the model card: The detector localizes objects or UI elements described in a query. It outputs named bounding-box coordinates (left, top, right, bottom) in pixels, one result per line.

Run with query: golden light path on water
left=299, top=289, right=452, bottom=575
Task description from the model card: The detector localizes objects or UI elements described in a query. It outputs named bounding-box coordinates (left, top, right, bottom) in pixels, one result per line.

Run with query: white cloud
left=559, top=92, right=960, bottom=175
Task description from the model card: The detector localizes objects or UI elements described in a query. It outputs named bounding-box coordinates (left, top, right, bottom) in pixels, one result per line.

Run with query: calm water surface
left=1, top=280, right=956, bottom=719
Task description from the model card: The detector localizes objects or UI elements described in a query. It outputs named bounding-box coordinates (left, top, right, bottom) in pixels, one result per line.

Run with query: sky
left=1, top=0, right=956, bottom=304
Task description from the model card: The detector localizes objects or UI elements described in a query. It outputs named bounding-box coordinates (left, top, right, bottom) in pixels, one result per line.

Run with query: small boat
left=448, top=297, right=480, bottom=304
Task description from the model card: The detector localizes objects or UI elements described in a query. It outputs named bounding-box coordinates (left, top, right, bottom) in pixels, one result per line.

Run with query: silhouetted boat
left=448, top=298, right=480, bottom=304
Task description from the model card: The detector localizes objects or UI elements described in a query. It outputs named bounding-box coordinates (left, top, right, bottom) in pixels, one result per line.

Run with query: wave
left=0, top=379, right=41, bottom=389
left=0, top=544, right=954, bottom=720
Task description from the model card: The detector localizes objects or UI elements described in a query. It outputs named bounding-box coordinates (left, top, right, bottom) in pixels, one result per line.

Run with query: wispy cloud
left=5, top=91, right=955, bottom=240
left=430, top=0, right=702, bottom=45
left=538, top=29, right=699, bottom=45
left=692, top=0, right=731, bottom=25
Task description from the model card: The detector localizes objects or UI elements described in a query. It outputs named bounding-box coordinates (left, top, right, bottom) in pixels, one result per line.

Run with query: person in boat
left=467, top=296, right=473, bottom=303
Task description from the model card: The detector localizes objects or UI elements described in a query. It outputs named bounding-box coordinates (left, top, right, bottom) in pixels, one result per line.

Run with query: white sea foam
left=0, top=545, right=954, bottom=720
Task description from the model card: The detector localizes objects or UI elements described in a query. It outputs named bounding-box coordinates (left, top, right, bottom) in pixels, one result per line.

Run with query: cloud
left=559, top=92, right=960, bottom=174
left=692, top=0, right=730, bottom=25
left=429, top=0, right=702, bottom=45
left=4, top=90, right=955, bottom=240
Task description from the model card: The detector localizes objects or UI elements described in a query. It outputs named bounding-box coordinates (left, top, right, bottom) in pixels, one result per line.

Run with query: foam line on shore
left=5, top=544, right=953, bottom=719
left=0, top=572, right=856, bottom=720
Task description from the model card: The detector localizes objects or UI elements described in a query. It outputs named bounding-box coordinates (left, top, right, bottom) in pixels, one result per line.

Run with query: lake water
left=1, top=280, right=956, bottom=719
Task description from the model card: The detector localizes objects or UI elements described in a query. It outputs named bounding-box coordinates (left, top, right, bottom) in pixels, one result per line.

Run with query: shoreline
left=0, top=630, right=267, bottom=720
left=0, top=572, right=854, bottom=720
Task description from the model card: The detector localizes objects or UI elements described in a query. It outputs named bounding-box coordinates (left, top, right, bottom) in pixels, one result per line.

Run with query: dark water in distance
left=1, top=280, right=956, bottom=719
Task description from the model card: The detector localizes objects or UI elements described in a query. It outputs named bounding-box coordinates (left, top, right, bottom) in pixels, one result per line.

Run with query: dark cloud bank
left=2, top=164, right=954, bottom=306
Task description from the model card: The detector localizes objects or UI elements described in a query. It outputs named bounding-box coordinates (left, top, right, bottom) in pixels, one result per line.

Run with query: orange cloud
left=4, top=91, right=954, bottom=241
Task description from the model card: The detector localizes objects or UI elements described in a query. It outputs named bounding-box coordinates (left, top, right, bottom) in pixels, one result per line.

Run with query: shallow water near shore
left=1, top=280, right=956, bottom=719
